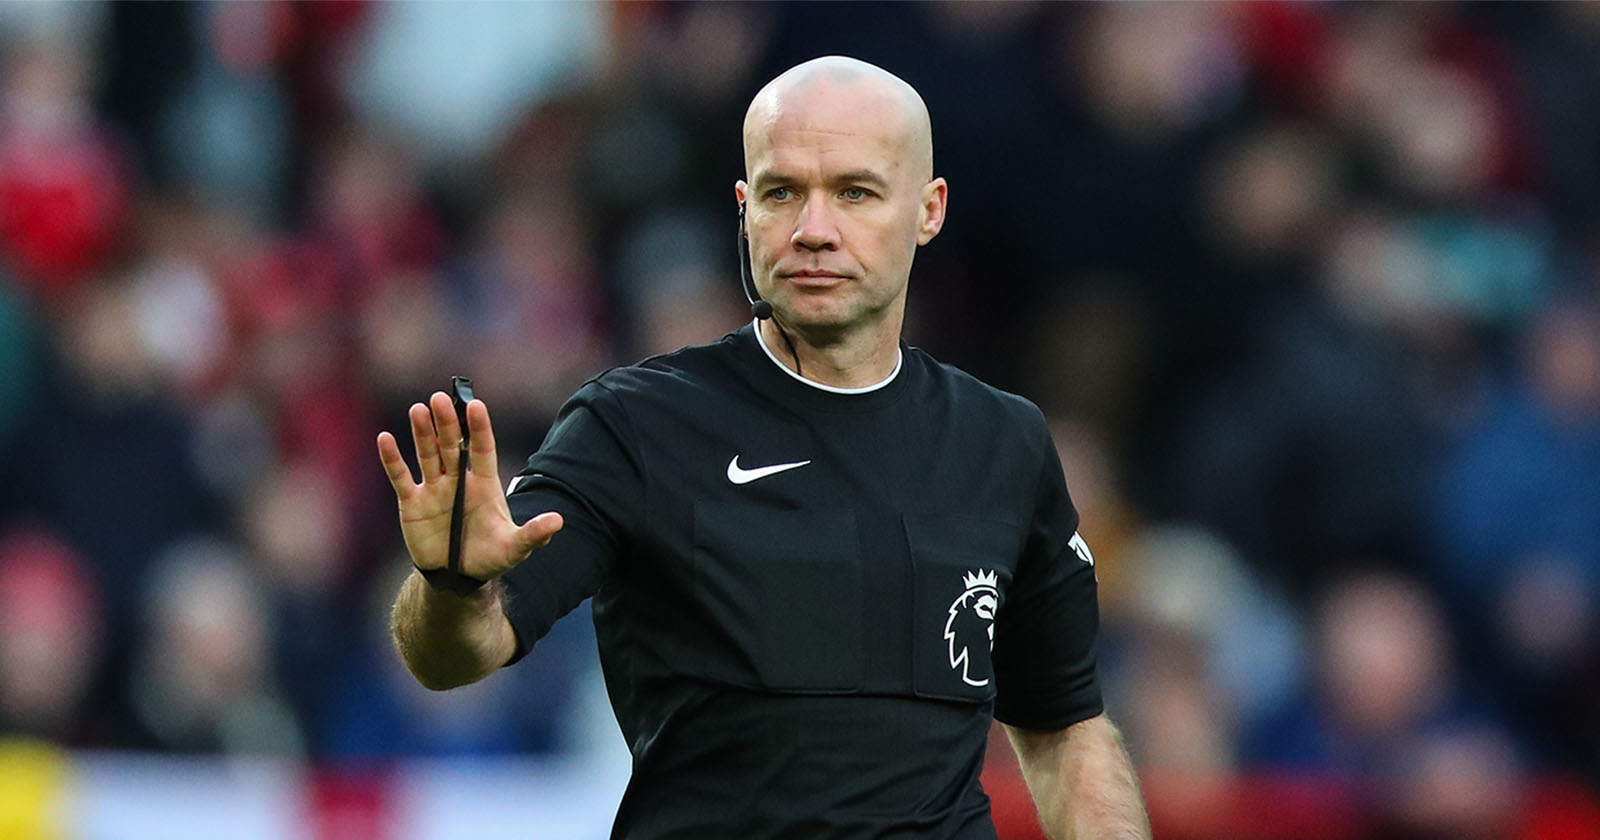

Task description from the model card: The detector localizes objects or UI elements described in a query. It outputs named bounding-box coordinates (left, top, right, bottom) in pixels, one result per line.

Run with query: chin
left=777, top=298, right=857, bottom=331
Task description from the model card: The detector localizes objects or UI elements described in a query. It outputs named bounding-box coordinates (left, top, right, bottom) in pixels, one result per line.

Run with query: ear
left=916, top=177, right=948, bottom=246
left=735, top=181, right=750, bottom=233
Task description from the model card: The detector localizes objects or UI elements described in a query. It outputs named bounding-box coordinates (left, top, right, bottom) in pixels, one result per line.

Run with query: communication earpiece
left=737, top=201, right=773, bottom=320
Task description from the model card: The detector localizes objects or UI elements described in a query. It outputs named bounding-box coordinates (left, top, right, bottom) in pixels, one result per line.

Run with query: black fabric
left=500, top=324, right=1103, bottom=839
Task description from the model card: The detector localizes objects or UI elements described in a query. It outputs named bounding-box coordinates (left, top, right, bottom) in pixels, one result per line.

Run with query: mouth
left=780, top=269, right=853, bottom=288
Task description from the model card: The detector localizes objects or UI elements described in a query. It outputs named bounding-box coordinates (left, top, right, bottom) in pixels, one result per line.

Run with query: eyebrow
left=750, top=169, right=892, bottom=193
left=831, top=170, right=891, bottom=190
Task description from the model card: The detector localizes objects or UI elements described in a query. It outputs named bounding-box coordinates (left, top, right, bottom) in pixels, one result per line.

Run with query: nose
left=791, top=192, right=840, bottom=252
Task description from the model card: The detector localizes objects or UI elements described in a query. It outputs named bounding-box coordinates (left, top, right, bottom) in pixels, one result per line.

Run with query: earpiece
left=738, top=202, right=773, bottom=320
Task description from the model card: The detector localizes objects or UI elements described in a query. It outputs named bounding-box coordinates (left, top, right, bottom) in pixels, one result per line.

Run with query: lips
left=780, top=269, right=852, bottom=286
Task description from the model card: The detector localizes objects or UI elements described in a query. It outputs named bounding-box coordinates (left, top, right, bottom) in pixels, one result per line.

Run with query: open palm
left=377, top=391, right=562, bottom=583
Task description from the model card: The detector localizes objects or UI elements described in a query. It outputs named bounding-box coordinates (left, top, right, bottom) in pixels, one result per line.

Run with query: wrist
left=414, top=562, right=488, bottom=596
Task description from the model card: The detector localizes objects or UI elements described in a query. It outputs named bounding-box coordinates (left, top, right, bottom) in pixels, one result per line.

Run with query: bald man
left=383, top=57, right=1150, bottom=839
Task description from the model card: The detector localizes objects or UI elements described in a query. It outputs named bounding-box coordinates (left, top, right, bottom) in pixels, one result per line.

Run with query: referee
left=380, top=56, right=1150, bottom=840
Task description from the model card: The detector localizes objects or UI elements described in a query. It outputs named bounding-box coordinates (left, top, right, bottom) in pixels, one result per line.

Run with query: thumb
left=517, top=511, right=565, bottom=552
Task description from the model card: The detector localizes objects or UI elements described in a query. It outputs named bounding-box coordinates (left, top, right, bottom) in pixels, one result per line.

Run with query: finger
left=429, top=391, right=465, bottom=473
left=466, top=399, right=500, bottom=483
left=410, top=402, right=444, bottom=482
left=516, top=511, right=564, bottom=552
left=376, top=431, right=417, bottom=499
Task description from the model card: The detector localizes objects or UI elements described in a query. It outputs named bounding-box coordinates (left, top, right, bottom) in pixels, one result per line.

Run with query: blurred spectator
left=0, top=26, right=126, bottom=302
left=158, top=2, right=291, bottom=225
left=128, top=537, right=302, bottom=756
left=244, top=462, right=351, bottom=596
left=358, top=272, right=458, bottom=409
left=1429, top=295, right=1600, bottom=780
left=1240, top=573, right=1517, bottom=797
left=188, top=387, right=279, bottom=502
left=0, top=529, right=100, bottom=745
left=1432, top=296, right=1600, bottom=602
left=119, top=200, right=234, bottom=400
left=15, top=277, right=217, bottom=641
left=1203, top=122, right=1339, bottom=266
left=343, top=2, right=605, bottom=162
left=1379, top=724, right=1525, bottom=840
left=290, top=126, right=442, bottom=301
left=615, top=209, right=745, bottom=359
left=1111, top=526, right=1304, bottom=767
left=239, top=461, right=361, bottom=747
left=1097, top=525, right=1320, bottom=840
left=1312, top=574, right=1453, bottom=762
left=453, top=189, right=610, bottom=427
left=1072, top=3, right=1244, bottom=144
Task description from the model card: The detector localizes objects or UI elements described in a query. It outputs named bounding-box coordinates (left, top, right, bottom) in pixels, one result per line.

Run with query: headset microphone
left=737, top=202, right=773, bottom=320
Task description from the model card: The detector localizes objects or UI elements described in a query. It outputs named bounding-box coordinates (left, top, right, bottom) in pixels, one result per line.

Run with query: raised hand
left=377, top=392, right=562, bottom=585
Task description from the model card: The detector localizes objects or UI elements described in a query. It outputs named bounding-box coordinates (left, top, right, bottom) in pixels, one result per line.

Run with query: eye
left=766, top=186, right=793, bottom=201
left=842, top=187, right=870, bottom=201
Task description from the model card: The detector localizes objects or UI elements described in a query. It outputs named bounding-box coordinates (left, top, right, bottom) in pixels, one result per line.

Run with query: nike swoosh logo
left=727, top=455, right=811, bottom=485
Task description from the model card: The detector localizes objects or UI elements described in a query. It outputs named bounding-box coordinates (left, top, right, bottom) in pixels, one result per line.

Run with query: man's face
left=737, top=82, right=944, bottom=335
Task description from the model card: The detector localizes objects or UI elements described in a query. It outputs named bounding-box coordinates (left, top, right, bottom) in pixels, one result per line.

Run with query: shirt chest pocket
left=692, top=502, right=862, bottom=692
left=904, top=514, right=1020, bottom=704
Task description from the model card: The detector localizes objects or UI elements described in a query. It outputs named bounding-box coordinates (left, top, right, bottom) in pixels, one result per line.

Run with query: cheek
left=847, top=218, right=909, bottom=272
left=882, top=207, right=925, bottom=260
left=863, top=230, right=918, bottom=284
left=752, top=214, right=792, bottom=263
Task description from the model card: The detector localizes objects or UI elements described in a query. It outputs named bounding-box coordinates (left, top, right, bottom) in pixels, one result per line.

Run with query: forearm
left=390, top=571, right=518, bottom=690
left=1006, top=714, right=1151, bottom=840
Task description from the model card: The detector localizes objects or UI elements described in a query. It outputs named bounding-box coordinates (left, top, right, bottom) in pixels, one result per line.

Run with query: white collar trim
left=752, top=318, right=903, bottom=394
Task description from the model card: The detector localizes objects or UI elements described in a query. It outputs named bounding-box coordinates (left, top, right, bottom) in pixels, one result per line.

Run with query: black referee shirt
left=501, top=323, right=1102, bottom=839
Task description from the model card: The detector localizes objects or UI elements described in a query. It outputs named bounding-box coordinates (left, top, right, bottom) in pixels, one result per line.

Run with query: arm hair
left=1004, top=713, right=1152, bottom=840
left=390, top=571, right=518, bottom=691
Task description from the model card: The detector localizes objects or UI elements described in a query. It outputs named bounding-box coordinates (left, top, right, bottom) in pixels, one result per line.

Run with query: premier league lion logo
left=945, top=569, right=1000, bottom=687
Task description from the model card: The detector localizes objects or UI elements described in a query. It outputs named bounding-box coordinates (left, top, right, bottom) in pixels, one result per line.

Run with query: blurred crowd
left=1, top=2, right=1599, bottom=837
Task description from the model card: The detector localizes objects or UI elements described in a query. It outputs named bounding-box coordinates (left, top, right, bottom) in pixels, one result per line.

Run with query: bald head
left=734, top=56, right=948, bottom=346
left=743, top=56, right=934, bottom=181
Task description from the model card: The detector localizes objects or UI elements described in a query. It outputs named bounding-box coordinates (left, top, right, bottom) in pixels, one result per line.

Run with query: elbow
left=416, top=668, right=467, bottom=688
left=411, top=669, right=467, bottom=692
left=398, top=647, right=487, bottom=691
left=393, top=636, right=483, bottom=692
left=388, top=586, right=507, bottom=692
left=405, top=657, right=490, bottom=691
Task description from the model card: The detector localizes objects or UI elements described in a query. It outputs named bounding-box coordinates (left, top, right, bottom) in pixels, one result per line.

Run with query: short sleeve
left=499, top=379, right=644, bottom=665
left=991, top=417, right=1104, bottom=730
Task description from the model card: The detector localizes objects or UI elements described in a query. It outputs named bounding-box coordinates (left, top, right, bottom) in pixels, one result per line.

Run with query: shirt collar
left=751, top=318, right=903, bottom=395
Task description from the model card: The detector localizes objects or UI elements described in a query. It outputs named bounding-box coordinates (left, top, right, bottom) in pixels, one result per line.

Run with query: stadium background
left=1, top=2, right=1599, bottom=838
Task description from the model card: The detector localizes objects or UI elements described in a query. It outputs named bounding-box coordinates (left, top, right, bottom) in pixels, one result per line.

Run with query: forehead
left=746, top=81, right=912, bottom=179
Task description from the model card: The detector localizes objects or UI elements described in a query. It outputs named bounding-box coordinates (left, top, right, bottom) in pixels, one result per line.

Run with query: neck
left=759, top=309, right=903, bottom=389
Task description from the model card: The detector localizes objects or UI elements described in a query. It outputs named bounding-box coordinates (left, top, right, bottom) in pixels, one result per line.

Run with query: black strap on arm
left=417, top=376, right=487, bottom=595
